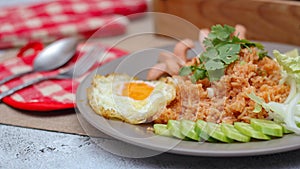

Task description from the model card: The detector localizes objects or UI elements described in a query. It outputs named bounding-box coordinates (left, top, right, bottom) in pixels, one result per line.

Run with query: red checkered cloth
left=0, top=41, right=128, bottom=111
left=0, top=0, right=147, bottom=48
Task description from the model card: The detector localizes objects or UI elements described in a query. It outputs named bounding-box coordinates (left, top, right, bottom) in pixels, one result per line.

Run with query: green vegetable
left=282, top=125, right=294, bottom=134
left=179, top=24, right=267, bottom=82
left=234, top=122, right=271, bottom=140
left=153, top=119, right=292, bottom=143
left=180, top=120, right=200, bottom=141
left=250, top=118, right=283, bottom=137
left=195, top=120, right=216, bottom=142
left=191, top=68, right=207, bottom=83
left=153, top=124, right=172, bottom=137
left=221, top=123, right=251, bottom=142
left=206, top=122, right=233, bottom=143
left=273, top=49, right=300, bottom=84
left=178, top=66, right=192, bottom=76
left=253, top=103, right=262, bottom=113
left=167, top=120, right=186, bottom=139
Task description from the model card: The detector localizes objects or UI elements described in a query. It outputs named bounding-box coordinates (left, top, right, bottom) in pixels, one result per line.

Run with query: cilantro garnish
left=179, top=24, right=268, bottom=82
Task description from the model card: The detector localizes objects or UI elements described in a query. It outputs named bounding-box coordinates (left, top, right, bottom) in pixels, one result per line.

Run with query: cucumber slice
left=153, top=124, right=172, bottom=137
left=195, top=120, right=216, bottom=142
left=250, top=119, right=283, bottom=137
left=206, top=122, right=233, bottom=143
left=221, top=123, right=251, bottom=142
left=234, top=122, right=271, bottom=140
left=167, top=120, right=185, bottom=139
left=282, top=125, right=294, bottom=134
left=180, top=120, right=200, bottom=141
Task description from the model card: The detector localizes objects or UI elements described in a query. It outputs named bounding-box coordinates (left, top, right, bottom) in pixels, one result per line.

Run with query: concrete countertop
left=1, top=124, right=300, bottom=169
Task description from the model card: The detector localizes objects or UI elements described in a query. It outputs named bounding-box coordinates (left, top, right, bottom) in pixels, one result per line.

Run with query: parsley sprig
left=179, top=24, right=267, bottom=82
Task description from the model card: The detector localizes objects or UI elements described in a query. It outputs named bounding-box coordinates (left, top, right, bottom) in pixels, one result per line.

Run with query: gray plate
left=76, top=42, right=300, bottom=157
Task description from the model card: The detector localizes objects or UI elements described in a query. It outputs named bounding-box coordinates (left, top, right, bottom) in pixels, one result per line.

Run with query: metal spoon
left=0, top=46, right=103, bottom=100
left=0, top=37, right=79, bottom=85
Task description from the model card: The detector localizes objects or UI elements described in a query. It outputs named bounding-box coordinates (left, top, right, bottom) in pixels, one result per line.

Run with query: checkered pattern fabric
left=0, top=0, right=147, bottom=48
left=0, top=42, right=128, bottom=111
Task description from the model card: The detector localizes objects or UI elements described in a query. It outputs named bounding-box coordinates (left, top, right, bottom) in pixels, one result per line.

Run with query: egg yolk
left=122, top=82, right=154, bottom=100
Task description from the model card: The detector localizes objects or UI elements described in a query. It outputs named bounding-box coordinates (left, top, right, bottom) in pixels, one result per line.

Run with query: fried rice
left=153, top=47, right=290, bottom=124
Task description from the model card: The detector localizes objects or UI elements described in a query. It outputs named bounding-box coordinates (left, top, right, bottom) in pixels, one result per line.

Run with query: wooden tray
left=153, top=0, right=300, bottom=45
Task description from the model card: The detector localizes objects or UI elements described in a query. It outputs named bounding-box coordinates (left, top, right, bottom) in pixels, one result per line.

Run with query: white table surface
left=1, top=1, right=300, bottom=169
left=1, top=124, right=300, bottom=169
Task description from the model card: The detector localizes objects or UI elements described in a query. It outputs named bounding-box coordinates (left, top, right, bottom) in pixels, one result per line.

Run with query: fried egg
left=87, top=73, right=176, bottom=124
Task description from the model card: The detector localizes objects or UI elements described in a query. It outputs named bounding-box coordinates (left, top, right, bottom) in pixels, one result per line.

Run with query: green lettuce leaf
left=273, top=49, right=300, bottom=84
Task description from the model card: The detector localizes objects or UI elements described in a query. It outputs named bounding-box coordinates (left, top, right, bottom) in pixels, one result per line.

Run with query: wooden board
left=153, top=0, right=300, bottom=46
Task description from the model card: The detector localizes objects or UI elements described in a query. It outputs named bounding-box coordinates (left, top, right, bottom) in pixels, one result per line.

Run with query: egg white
left=88, top=73, right=176, bottom=124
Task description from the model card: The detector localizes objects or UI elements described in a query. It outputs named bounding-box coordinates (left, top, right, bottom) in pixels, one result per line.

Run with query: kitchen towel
left=0, top=0, right=147, bottom=48
left=0, top=41, right=128, bottom=111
